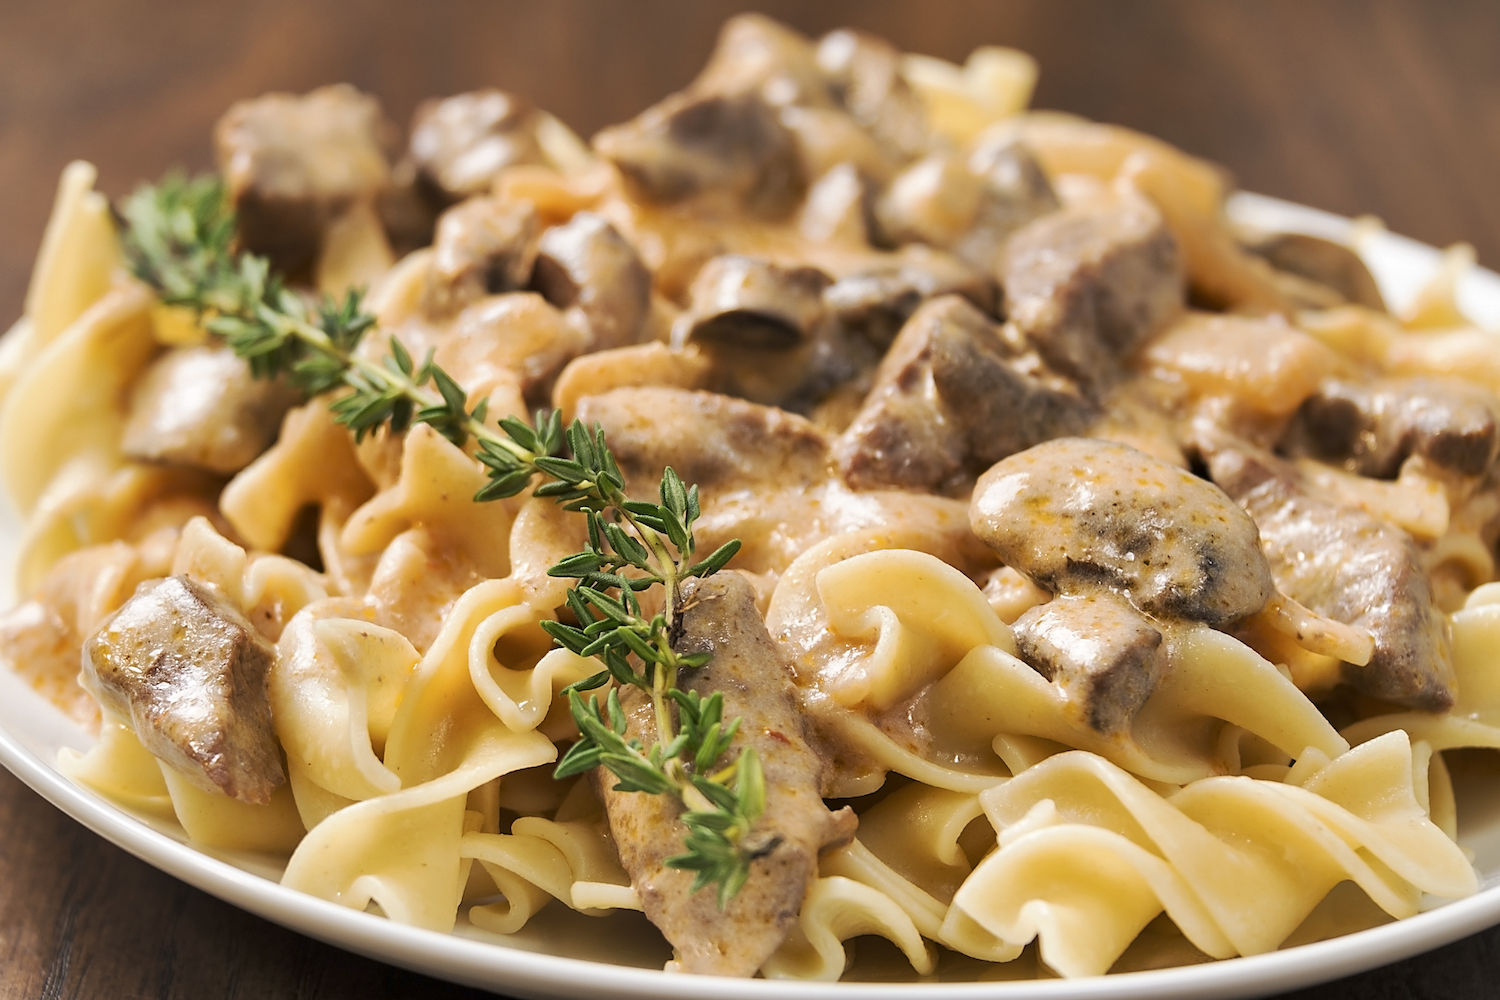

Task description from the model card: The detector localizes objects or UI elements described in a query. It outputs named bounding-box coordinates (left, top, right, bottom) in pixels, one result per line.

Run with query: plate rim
left=3, top=191, right=1500, bottom=1000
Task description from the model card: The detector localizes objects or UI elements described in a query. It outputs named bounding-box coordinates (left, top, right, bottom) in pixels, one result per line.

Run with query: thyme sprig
left=119, top=174, right=763, bottom=904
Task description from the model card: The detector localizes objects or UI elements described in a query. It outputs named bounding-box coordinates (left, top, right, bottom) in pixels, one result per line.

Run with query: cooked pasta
left=4, top=11, right=1499, bottom=983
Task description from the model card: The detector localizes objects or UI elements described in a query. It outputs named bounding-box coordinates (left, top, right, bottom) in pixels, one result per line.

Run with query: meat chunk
left=408, top=89, right=545, bottom=204
left=1204, top=445, right=1456, bottom=711
left=823, top=247, right=997, bottom=349
left=970, top=437, right=1275, bottom=625
left=1241, top=231, right=1385, bottom=311
left=835, top=295, right=1093, bottom=492
left=82, top=576, right=284, bottom=804
left=215, top=84, right=392, bottom=275
left=598, top=572, right=855, bottom=976
left=678, top=255, right=831, bottom=349
left=123, top=345, right=301, bottom=475
left=531, top=213, right=651, bottom=350
left=874, top=140, right=1058, bottom=270
left=423, top=197, right=539, bottom=315
left=576, top=387, right=829, bottom=493
left=593, top=90, right=803, bottom=215
left=815, top=28, right=927, bottom=158
left=1285, top=376, right=1500, bottom=480
left=1000, top=193, right=1183, bottom=394
left=1013, top=592, right=1166, bottom=735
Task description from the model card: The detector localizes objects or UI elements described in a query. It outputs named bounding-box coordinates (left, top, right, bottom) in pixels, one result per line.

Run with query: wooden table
left=2, top=2, right=1498, bottom=996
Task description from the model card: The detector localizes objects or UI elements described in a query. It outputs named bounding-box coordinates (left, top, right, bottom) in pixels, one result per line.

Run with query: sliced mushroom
left=123, top=345, right=301, bottom=475
left=1013, top=592, right=1166, bottom=736
left=970, top=437, right=1275, bottom=626
left=836, top=296, right=1093, bottom=492
left=215, top=84, right=393, bottom=276
left=1241, top=231, right=1385, bottom=311
left=593, top=90, right=804, bottom=215
left=531, top=212, right=651, bottom=350
left=408, top=89, right=545, bottom=205
left=676, top=255, right=831, bottom=350
left=1284, top=376, right=1500, bottom=480
left=422, top=196, right=539, bottom=315
left=82, top=576, right=285, bottom=805
left=597, top=571, right=855, bottom=976
left=1203, top=442, right=1456, bottom=711
left=1000, top=192, right=1183, bottom=395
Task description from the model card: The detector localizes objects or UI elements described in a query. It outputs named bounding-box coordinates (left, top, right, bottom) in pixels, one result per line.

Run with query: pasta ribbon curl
left=280, top=577, right=559, bottom=930
left=952, top=731, right=1475, bottom=977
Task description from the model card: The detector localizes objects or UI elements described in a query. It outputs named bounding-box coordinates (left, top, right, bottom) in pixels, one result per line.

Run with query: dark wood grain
left=2, top=1, right=1500, bottom=997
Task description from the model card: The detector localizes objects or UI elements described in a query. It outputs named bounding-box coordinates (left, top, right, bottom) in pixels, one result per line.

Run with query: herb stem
left=121, top=172, right=760, bottom=906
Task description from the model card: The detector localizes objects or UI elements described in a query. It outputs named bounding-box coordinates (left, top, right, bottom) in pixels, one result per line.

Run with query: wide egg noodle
left=0, top=283, right=160, bottom=588
left=221, top=400, right=375, bottom=555
left=953, top=730, right=1475, bottom=978
left=57, top=711, right=177, bottom=821
left=761, top=876, right=935, bottom=981
left=813, top=783, right=1022, bottom=966
left=273, top=606, right=414, bottom=808
left=340, top=424, right=515, bottom=580
left=279, top=575, right=557, bottom=931
left=0, top=161, right=121, bottom=410
left=463, top=815, right=639, bottom=933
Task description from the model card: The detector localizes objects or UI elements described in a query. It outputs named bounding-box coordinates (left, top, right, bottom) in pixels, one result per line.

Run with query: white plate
left=3, top=194, right=1500, bottom=1000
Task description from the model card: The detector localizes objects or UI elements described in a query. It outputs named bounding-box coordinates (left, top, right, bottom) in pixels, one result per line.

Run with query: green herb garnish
left=119, top=173, right=765, bottom=904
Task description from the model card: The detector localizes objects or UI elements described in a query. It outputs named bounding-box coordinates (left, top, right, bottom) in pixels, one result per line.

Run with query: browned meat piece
left=823, top=247, right=997, bottom=349
left=815, top=28, right=927, bottom=158
left=1013, top=592, right=1166, bottom=735
left=1241, top=231, right=1386, bottom=311
left=598, top=572, right=855, bottom=976
left=122, top=345, right=301, bottom=475
left=215, top=84, right=392, bottom=275
left=593, top=90, right=803, bottom=215
left=835, top=296, right=1093, bottom=492
left=971, top=437, right=1275, bottom=626
left=408, top=89, right=545, bottom=204
left=1285, top=376, right=1500, bottom=480
left=691, top=13, right=832, bottom=108
left=1000, top=193, right=1183, bottom=394
left=576, top=387, right=829, bottom=493
left=874, top=140, right=1058, bottom=270
left=531, top=212, right=652, bottom=350
left=423, top=197, right=539, bottom=315
left=678, top=255, right=831, bottom=349
left=82, top=576, right=285, bottom=804
left=1204, top=444, right=1456, bottom=711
